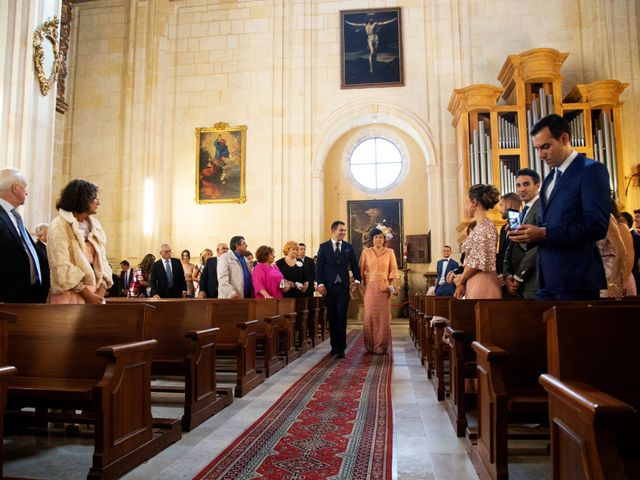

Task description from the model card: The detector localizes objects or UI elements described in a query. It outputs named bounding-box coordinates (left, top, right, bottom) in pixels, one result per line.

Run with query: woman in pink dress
left=453, top=184, right=502, bottom=299
left=359, top=226, right=400, bottom=355
left=47, top=179, right=112, bottom=304
left=252, top=245, right=289, bottom=299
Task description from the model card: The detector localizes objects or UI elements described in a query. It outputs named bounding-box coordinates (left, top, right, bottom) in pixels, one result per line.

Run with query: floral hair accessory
left=375, top=223, right=393, bottom=241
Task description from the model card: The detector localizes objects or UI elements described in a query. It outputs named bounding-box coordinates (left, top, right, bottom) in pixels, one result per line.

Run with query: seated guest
left=150, top=243, right=188, bottom=298
left=198, top=242, right=229, bottom=298
left=180, top=249, right=196, bottom=297
left=276, top=241, right=307, bottom=298
left=48, top=179, right=112, bottom=304
left=252, top=245, right=289, bottom=299
left=128, top=254, right=155, bottom=297
left=434, top=245, right=459, bottom=296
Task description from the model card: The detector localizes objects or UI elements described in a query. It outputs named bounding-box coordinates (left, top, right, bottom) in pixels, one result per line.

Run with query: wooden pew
left=305, top=296, right=321, bottom=347
left=249, top=298, right=286, bottom=377
left=420, top=296, right=450, bottom=379
left=0, top=312, right=17, bottom=479
left=444, top=298, right=478, bottom=437
left=107, top=298, right=234, bottom=431
left=294, top=297, right=312, bottom=353
left=540, top=305, right=640, bottom=480
left=205, top=300, right=266, bottom=397
left=315, top=297, right=328, bottom=342
left=0, top=304, right=180, bottom=480
left=408, top=292, right=421, bottom=344
left=277, top=298, right=300, bottom=363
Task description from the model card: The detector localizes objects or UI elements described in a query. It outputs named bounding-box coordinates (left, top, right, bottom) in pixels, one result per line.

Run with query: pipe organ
left=448, top=48, right=628, bottom=223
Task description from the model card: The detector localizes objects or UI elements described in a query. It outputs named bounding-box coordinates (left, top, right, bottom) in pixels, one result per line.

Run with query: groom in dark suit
left=509, top=114, right=610, bottom=300
left=434, top=245, right=458, bottom=296
left=316, top=221, right=362, bottom=358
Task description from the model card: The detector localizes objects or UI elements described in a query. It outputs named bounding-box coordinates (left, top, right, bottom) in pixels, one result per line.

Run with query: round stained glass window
left=349, top=137, right=403, bottom=191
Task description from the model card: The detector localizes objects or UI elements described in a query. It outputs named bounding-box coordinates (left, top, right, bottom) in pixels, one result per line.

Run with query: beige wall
left=47, top=0, right=640, bottom=281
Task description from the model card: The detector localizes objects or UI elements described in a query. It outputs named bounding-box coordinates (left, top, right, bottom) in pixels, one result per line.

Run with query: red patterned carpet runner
left=193, top=330, right=393, bottom=480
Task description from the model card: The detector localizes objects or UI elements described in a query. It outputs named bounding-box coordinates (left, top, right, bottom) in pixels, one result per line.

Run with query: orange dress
left=359, top=247, right=400, bottom=354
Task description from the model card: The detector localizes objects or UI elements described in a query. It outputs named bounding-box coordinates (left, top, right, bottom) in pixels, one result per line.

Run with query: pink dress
left=359, top=247, right=400, bottom=354
left=252, top=262, right=284, bottom=298
left=461, top=218, right=501, bottom=299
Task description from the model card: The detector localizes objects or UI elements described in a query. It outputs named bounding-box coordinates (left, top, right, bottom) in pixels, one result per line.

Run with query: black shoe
left=337, top=352, right=345, bottom=358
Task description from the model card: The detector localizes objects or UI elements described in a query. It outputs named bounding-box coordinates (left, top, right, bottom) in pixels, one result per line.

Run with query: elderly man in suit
left=0, top=168, right=49, bottom=303
left=503, top=168, right=541, bottom=299
left=34, top=223, right=48, bottom=257
left=217, top=236, right=252, bottom=298
left=150, top=243, right=187, bottom=298
left=509, top=114, right=610, bottom=300
left=434, top=245, right=459, bottom=296
left=198, top=242, right=229, bottom=298
left=315, top=221, right=361, bottom=358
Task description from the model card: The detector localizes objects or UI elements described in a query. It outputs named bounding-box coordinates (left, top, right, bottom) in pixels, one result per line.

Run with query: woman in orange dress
left=47, top=179, right=112, bottom=304
left=453, top=184, right=502, bottom=299
left=359, top=225, right=400, bottom=354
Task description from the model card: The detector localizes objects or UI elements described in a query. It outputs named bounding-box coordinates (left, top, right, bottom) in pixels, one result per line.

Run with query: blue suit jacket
left=537, top=154, right=610, bottom=293
left=435, top=258, right=459, bottom=296
left=315, top=240, right=361, bottom=289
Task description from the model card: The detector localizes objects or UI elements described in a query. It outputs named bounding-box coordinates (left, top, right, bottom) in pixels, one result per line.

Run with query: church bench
left=294, top=297, right=312, bottom=353
left=0, top=303, right=180, bottom=480
left=106, top=298, right=234, bottom=431
left=277, top=298, right=301, bottom=363
left=408, top=292, right=422, bottom=344
left=248, top=298, right=286, bottom=377
left=0, top=312, right=17, bottom=479
left=415, top=295, right=432, bottom=354
left=304, top=297, right=321, bottom=348
left=420, top=296, right=450, bottom=379
left=540, top=305, right=640, bottom=480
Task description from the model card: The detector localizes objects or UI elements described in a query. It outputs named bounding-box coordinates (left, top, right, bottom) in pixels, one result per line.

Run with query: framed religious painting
left=195, top=122, right=247, bottom=203
left=340, top=7, right=403, bottom=89
left=347, top=199, right=404, bottom=267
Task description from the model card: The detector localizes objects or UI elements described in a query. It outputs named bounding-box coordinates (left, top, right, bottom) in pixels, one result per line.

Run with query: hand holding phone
left=507, top=208, right=520, bottom=231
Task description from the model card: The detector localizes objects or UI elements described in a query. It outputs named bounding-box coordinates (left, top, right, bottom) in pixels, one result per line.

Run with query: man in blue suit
left=508, top=114, right=610, bottom=300
left=434, top=245, right=458, bottom=296
left=316, top=220, right=362, bottom=358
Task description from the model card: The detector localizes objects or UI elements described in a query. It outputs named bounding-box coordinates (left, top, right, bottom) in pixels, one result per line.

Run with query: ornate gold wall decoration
left=33, top=17, right=62, bottom=96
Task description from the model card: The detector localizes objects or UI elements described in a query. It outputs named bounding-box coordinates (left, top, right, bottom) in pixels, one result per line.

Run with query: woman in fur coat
left=47, top=179, right=113, bottom=304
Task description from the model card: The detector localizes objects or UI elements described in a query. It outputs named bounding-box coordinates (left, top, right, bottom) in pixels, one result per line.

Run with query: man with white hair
left=34, top=223, right=48, bottom=258
left=0, top=168, right=49, bottom=302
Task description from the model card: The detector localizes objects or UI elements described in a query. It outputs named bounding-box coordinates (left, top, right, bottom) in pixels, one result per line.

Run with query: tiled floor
left=4, top=323, right=544, bottom=479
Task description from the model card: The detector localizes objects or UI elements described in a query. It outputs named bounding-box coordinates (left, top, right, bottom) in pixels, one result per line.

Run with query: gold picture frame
left=195, top=122, right=247, bottom=204
left=33, top=17, right=62, bottom=96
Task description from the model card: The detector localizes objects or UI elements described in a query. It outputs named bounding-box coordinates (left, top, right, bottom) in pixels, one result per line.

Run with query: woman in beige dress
left=359, top=226, right=399, bottom=354
left=47, top=179, right=112, bottom=304
left=453, top=184, right=502, bottom=299
left=180, top=249, right=196, bottom=297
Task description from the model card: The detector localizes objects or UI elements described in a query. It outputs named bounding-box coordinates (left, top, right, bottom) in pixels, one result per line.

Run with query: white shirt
left=546, top=150, right=578, bottom=200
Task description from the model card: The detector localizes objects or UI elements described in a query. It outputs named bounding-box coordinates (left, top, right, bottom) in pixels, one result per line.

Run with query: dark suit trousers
left=325, top=282, right=350, bottom=353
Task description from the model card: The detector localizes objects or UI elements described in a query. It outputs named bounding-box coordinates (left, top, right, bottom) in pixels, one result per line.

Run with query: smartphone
left=507, top=208, right=520, bottom=230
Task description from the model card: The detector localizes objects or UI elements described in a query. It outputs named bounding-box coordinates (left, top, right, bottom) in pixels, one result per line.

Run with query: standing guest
left=496, top=192, right=522, bottom=290
left=298, top=242, right=316, bottom=297
left=47, top=179, right=112, bottom=304
left=180, top=249, right=196, bottom=297
left=128, top=254, right=155, bottom=297
left=0, top=168, right=49, bottom=303
left=503, top=168, right=541, bottom=299
left=634, top=209, right=640, bottom=234
left=198, top=243, right=228, bottom=298
left=34, top=223, right=48, bottom=257
left=621, top=211, right=640, bottom=294
left=434, top=245, right=459, bottom=296
left=276, top=241, right=307, bottom=298
left=150, top=244, right=187, bottom=298
left=217, top=235, right=252, bottom=298
left=453, top=184, right=502, bottom=299
left=509, top=114, right=610, bottom=300
left=252, top=245, right=288, bottom=299
left=245, top=251, right=255, bottom=271
left=608, top=199, right=636, bottom=296
left=359, top=225, right=399, bottom=355
left=315, top=220, right=362, bottom=358
left=119, top=260, right=133, bottom=296
left=192, top=248, right=213, bottom=294
left=597, top=201, right=626, bottom=300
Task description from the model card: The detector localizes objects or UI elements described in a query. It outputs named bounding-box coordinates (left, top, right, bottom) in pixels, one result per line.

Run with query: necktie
left=164, top=260, right=174, bottom=288
left=334, top=241, right=341, bottom=254
left=11, top=209, right=42, bottom=284
left=519, top=205, right=529, bottom=223
left=546, top=168, right=562, bottom=200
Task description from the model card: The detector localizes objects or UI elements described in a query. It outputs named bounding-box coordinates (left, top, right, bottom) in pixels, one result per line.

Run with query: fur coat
left=47, top=209, right=113, bottom=294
